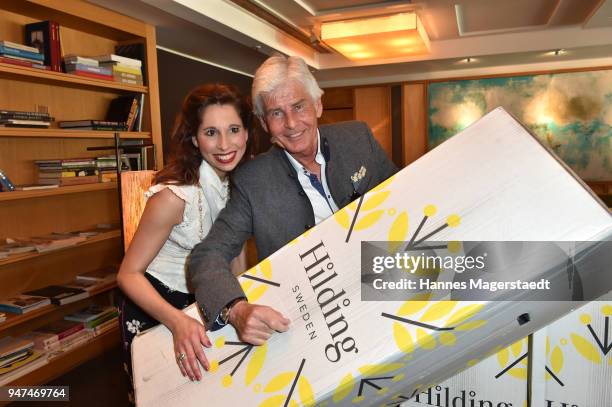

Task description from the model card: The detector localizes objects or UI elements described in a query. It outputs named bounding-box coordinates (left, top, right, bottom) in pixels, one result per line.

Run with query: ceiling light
left=321, top=13, right=430, bottom=61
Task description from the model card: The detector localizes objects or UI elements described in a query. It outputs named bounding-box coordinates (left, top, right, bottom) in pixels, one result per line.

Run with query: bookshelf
left=0, top=0, right=162, bottom=388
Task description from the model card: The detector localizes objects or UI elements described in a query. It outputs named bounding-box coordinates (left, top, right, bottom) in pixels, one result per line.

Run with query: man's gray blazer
left=189, top=120, right=398, bottom=329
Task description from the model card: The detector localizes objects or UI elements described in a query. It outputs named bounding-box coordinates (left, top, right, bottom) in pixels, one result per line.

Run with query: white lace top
left=143, top=160, right=229, bottom=293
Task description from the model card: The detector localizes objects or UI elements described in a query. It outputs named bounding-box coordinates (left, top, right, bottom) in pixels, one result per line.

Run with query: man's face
left=260, top=80, right=322, bottom=160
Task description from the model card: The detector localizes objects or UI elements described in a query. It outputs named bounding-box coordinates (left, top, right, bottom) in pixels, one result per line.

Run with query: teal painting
left=428, top=70, right=612, bottom=181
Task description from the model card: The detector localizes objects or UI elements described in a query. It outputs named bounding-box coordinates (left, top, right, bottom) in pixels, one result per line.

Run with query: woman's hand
left=170, top=313, right=212, bottom=381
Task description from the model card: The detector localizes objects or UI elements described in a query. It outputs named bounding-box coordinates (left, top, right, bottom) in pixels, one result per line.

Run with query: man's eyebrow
left=292, top=99, right=306, bottom=107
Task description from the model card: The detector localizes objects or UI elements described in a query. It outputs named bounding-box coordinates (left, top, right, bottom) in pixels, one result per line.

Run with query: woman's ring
left=177, top=352, right=186, bottom=363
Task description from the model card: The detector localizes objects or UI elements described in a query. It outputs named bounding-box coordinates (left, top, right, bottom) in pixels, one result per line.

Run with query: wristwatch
left=217, top=297, right=246, bottom=326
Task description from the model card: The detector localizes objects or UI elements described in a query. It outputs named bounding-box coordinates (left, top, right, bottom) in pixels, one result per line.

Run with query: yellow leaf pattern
left=393, top=323, right=414, bottom=354
left=298, top=377, right=315, bottom=407
left=354, top=210, right=385, bottom=231
left=397, top=295, right=430, bottom=316
left=420, top=301, right=457, bottom=322
left=259, top=395, right=285, bottom=407
left=571, top=333, right=602, bottom=364
left=416, top=328, right=436, bottom=350
left=245, top=342, right=267, bottom=386
left=550, top=345, right=563, bottom=374
left=358, top=363, right=403, bottom=376
left=361, top=191, right=390, bottom=211
left=445, top=304, right=484, bottom=327
left=333, top=373, right=355, bottom=403
left=334, top=208, right=350, bottom=229
left=387, top=211, right=409, bottom=254
left=264, top=372, right=295, bottom=393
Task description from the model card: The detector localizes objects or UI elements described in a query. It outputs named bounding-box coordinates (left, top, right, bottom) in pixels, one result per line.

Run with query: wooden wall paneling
left=354, top=86, right=392, bottom=159
left=401, top=83, right=427, bottom=166
left=121, top=170, right=156, bottom=250
left=0, top=189, right=119, bottom=238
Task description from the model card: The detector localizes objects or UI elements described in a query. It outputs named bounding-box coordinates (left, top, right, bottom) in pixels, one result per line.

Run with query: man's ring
left=177, top=352, right=186, bottom=363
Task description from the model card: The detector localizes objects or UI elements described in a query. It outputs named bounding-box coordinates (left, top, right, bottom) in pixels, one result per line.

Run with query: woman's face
left=193, top=103, right=248, bottom=179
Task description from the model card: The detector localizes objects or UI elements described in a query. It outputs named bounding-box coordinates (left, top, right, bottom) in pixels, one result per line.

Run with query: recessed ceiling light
left=549, top=49, right=566, bottom=56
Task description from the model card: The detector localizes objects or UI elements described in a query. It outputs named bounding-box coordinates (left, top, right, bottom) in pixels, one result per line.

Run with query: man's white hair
left=252, top=54, right=323, bottom=118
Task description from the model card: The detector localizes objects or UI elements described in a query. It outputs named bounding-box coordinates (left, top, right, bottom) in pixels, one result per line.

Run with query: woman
left=117, top=84, right=251, bottom=398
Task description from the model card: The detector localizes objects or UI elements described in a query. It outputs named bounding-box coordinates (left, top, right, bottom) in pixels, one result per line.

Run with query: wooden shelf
left=5, top=325, right=120, bottom=388
left=0, top=127, right=151, bottom=139
left=0, top=62, right=148, bottom=93
left=0, top=182, right=118, bottom=202
left=0, top=281, right=117, bottom=333
left=0, top=230, right=121, bottom=267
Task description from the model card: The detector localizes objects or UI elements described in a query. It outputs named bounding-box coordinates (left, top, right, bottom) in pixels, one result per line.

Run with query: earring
left=191, top=136, right=199, bottom=148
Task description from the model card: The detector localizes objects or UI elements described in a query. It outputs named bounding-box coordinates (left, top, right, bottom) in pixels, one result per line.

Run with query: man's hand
left=228, top=300, right=290, bottom=345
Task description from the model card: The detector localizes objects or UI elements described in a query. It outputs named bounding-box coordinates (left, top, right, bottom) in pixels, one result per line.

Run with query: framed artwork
left=428, top=69, right=612, bottom=181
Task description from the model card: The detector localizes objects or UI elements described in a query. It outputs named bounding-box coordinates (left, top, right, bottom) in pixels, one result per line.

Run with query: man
left=189, top=54, right=397, bottom=346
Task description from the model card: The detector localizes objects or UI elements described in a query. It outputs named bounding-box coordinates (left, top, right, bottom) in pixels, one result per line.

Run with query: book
left=89, top=317, right=118, bottom=336
left=106, top=95, right=138, bottom=131
left=19, top=332, right=60, bottom=351
left=0, top=44, right=43, bottom=61
left=24, top=20, right=61, bottom=70
left=115, top=43, right=146, bottom=83
left=64, top=63, right=112, bottom=76
left=0, top=337, right=34, bottom=360
left=0, top=351, right=46, bottom=386
left=64, top=305, right=117, bottom=324
left=0, top=295, right=50, bottom=314
left=24, top=285, right=89, bottom=305
left=62, top=54, right=98, bottom=66
left=0, top=312, right=5, bottom=322
left=0, top=119, right=50, bottom=128
left=24, top=234, right=87, bottom=252
left=76, top=266, right=118, bottom=283
left=67, top=70, right=113, bottom=81
left=92, top=53, right=141, bottom=67
left=0, top=169, right=15, bottom=191
left=57, top=120, right=127, bottom=130
left=35, top=319, right=84, bottom=341
left=0, top=40, right=39, bottom=53
left=38, top=175, right=99, bottom=186
left=0, top=239, right=36, bottom=254
left=0, top=55, right=47, bottom=69
left=0, top=349, right=44, bottom=376
left=13, top=184, right=59, bottom=191
left=0, top=110, right=52, bottom=120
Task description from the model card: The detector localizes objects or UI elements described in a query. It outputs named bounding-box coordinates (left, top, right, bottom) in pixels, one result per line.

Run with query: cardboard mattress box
left=132, top=107, right=612, bottom=407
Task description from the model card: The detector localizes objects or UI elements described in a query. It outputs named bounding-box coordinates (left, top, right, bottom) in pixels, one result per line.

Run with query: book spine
left=70, top=70, right=113, bottom=81
left=66, top=64, right=111, bottom=75
left=0, top=45, right=44, bottom=61
left=126, top=97, right=138, bottom=131
left=0, top=41, right=40, bottom=53
left=56, top=324, right=84, bottom=340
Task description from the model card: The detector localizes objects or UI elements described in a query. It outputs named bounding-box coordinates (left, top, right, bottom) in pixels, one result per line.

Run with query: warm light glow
left=335, top=43, right=364, bottom=53
left=321, top=12, right=430, bottom=61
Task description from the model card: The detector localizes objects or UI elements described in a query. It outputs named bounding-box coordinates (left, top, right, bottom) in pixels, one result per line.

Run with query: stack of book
left=0, top=109, right=52, bottom=128
left=64, top=305, right=119, bottom=337
left=93, top=54, right=143, bottom=85
left=0, top=40, right=46, bottom=69
left=0, top=337, right=47, bottom=385
left=0, top=294, right=51, bottom=315
left=75, top=265, right=118, bottom=285
left=63, top=55, right=112, bottom=81
left=35, top=158, right=99, bottom=186
left=33, top=320, right=92, bottom=357
left=24, top=285, right=89, bottom=305
left=57, top=119, right=127, bottom=131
